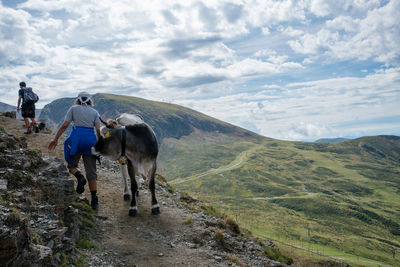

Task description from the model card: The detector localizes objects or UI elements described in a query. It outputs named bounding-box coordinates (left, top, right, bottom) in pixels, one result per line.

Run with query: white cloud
left=282, top=26, right=304, bottom=37
left=175, top=67, right=400, bottom=140
left=309, top=0, right=333, bottom=17
left=290, top=1, right=400, bottom=66
left=286, top=122, right=329, bottom=140
left=0, top=0, right=399, bottom=141
left=261, top=27, right=270, bottom=35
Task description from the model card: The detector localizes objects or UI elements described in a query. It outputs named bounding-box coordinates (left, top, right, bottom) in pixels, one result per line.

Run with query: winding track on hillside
left=167, top=139, right=392, bottom=267
left=170, top=145, right=260, bottom=185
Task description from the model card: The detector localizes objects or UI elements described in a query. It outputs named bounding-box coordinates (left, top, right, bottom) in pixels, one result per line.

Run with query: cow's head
left=100, top=117, right=122, bottom=138
left=96, top=117, right=124, bottom=159
left=95, top=128, right=123, bottom=160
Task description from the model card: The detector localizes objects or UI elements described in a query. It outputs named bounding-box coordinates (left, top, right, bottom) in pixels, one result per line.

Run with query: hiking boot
left=34, top=125, right=39, bottom=133
left=76, top=177, right=86, bottom=194
left=24, top=128, right=32, bottom=134
left=91, top=195, right=99, bottom=210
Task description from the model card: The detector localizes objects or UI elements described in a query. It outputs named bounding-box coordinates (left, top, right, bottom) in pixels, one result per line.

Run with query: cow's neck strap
left=119, top=128, right=127, bottom=165
left=121, top=128, right=126, bottom=157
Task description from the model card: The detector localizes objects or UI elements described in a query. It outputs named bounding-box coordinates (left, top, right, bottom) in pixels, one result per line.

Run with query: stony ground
left=1, top=115, right=287, bottom=267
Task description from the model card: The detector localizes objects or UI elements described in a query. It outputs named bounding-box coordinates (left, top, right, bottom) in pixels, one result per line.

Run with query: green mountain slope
left=315, top=137, right=350, bottom=143
left=166, top=134, right=400, bottom=266
left=39, top=93, right=400, bottom=266
left=39, top=93, right=259, bottom=143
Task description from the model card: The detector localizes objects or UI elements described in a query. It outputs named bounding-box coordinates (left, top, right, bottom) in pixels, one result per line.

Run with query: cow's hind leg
left=120, top=163, right=131, bottom=201
left=149, top=162, right=160, bottom=215
left=127, top=160, right=138, bottom=216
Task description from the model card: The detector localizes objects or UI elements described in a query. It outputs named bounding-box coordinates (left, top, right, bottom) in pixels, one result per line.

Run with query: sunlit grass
left=159, top=131, right=400, bottom=265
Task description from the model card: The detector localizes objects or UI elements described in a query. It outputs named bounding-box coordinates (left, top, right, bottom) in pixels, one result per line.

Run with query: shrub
left=225, top=217, right=240, bottom=235
left=184, top=216, right=193, bottom=225
left=228, top=255, right=243, bottom=266
left=166, top=183, right=175, bottom=193
left=201, top=204, right=223, bottom=218
left=77, top=239, right=96, bottom=249
left=263, top=245, right=293, bottom=265
left=214, top=231, right=224, bottom=244
left=0, top=195, right=6, bottom=206
left=6, top=209, right=21, bottom=224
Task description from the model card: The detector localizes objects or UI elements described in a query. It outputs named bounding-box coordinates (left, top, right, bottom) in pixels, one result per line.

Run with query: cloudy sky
left=1, top=0, right=399, bottom=141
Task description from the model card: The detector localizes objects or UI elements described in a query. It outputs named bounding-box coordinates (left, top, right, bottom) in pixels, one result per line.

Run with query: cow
left=99, top=114, right=143, bottom=201
left=95, top=113, right=160, bottom=216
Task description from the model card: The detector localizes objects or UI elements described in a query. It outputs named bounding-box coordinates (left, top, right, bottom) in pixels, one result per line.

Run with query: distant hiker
left=48, top=92, right=101, bottom=210
left=17, top=81, right=39, bottom=134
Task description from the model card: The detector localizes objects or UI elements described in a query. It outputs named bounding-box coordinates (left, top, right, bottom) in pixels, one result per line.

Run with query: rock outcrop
left=0, top=126, right=82, bottom=266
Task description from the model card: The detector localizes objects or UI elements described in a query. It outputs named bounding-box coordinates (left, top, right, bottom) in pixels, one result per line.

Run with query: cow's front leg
left=127, top=160, right=138, bottom=216
left=120, top=163, right=131, bottom=201
left=149, top=163, right=160, bottom=215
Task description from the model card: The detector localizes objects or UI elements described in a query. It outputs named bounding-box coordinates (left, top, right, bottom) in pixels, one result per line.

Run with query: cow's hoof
left=151, top=206, right=160, bottom=215
left=129, top=209, right=138, bottom=217
left=124, top=194, right=131, bottom=201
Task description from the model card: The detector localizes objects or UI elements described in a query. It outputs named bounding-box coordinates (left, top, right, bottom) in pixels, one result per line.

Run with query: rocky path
left=1, top=115, right=286, bottom=267
left=86, top=166, right=221, bottom=267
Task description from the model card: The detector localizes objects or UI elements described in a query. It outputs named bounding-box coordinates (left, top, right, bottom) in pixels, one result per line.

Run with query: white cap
left=77, top=92, right=91, bottom=104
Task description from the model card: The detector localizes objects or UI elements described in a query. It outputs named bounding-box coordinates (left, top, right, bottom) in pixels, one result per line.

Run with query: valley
left=161, top=132, right=400, bottom=266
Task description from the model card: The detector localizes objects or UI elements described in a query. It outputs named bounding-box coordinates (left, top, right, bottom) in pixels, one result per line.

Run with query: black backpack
left=23, top=87, right=39, bottom=103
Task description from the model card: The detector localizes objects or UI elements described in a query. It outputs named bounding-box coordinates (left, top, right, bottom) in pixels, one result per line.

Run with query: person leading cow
left=48, top=92, right=101, bottom=210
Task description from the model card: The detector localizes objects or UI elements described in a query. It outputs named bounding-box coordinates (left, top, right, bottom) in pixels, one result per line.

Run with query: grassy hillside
left=39, top=93, right=400, bottom=265
left=39, top=93, right=259, bottom=143
left=164, top=133, right=400, bottom=266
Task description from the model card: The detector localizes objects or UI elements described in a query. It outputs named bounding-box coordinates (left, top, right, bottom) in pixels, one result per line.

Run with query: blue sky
left=0, top=0, right=399, bottom=141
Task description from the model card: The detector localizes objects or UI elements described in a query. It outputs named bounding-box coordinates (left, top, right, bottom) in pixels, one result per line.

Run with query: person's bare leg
left=23, top=117, right=30, bottom=127
left=23, top=118, right=32, bottom=134
left=88, top=179, right=97, bottom=191
left=69, top=168, right=79, bottom=175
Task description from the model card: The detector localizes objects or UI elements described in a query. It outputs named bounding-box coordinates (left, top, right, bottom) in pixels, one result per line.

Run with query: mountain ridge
left=0, top=102, right=15, bottom=112
left=314, top=137, right=350, bottom=143
left=39, top=93, right=262, bottom=144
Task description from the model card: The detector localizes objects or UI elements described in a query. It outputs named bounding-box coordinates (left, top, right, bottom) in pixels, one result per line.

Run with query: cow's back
left=125, top=124, right=158, bottom=159
left=117, top=113, right=144, bottom=126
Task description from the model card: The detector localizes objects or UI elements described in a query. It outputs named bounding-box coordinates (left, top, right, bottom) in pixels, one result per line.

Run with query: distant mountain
left=314, top=137, right=350, bottom=143
left=39, top=93, right=260, bottom=143
left=0, top=102, right=15, bottom=112
left=0, top=101, right=41, bottom=120
left=38, top=93, right=400, bottom=265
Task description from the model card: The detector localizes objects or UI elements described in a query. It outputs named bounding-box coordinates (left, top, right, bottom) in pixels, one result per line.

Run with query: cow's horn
left=99, top=117, right=113, bottom=128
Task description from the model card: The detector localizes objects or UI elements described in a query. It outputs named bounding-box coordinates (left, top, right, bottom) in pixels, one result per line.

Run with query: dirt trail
left=171, top=145, right=260, bottom=185
left=1, top=117, right=267, bottom=267
left=89, top=167, right=216, bottom=267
